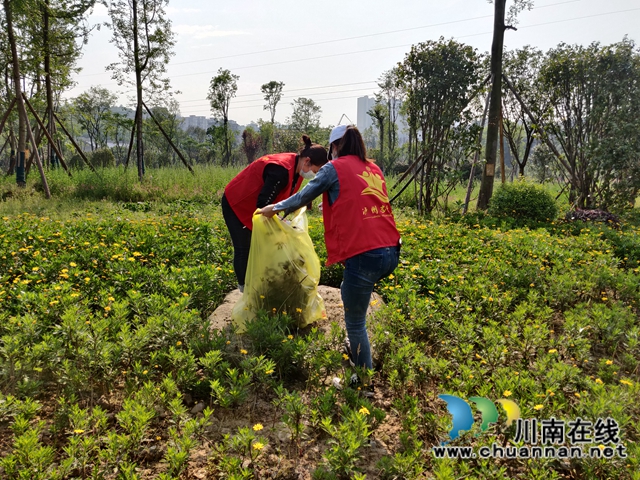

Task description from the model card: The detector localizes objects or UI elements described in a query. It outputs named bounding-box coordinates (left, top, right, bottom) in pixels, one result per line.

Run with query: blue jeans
left=341, top=245, right=400, bottom=370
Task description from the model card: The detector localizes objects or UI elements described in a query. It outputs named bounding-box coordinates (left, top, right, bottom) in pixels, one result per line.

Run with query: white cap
left=329, top=124, right=348, bottom=145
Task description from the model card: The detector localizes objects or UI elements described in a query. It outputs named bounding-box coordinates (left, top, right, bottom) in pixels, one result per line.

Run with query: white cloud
left=174, top=24, right=250, bottom=39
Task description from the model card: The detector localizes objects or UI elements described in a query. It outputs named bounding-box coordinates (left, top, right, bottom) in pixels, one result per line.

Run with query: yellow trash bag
left=232, top=207, right=326, bottom=333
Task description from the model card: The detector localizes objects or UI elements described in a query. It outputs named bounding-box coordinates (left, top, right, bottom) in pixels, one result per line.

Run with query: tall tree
left=501, top=45, right=544, bottom=176
left=73, top=86, right=117, bottom=151
left=261, top=80, right=284, bottom=124
left=3, top=0, right=29, bottom=186
left=397, top=38, right=483, bottom=214
left=40, top=0, right=94, bottom=167
left=477, top=0, right=533, bottom=210
left=538, top=39, right=640, bottom=210
left=289, top=97, right=321, bottom=135
left=367, top=102, right=386, bottom=168
left=375, top=68, right=403, bottom=167
left=207, top=68, right=238, bottom=166
left=106, top=0, right=176, bottom=180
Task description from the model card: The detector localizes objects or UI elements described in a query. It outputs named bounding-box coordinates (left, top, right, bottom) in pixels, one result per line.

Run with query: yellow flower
left=253, top=442, right=264, bottom=450
left=574, top=392, right=581, bottom=398
left=32, top=267, right=39, bottom=272
left=595, top=378, right=603, bottom=384
left=70, top=262, right=77, bottom=267
left=73, top=429, right=85, bottom=434
left=359, top=407, right=370, bottom=416
left=620, top=379, right=633, bottom=386
left=503, top=390, right=512, bottom=397
left=240, top=349, right=248, bottom=355
left=176, top=341, right=182, bottom=346
left=296, top=308, right=302, bottom=313
left=342, top=353, right=350, bottom=361
left=287, top=335, right=293, bottom=340
left=605, top=360, right=613, bottom=365
left=253, top=423, right=264, bottom=431
left=104, top=306, right=111, bottom=312
left=182, top=292, right=189, bottom=297
left=265, top=369, right=274, bottom=375
left=548, top=349, right=557, bottom=354
left=108, top=296, right=115, bottom=302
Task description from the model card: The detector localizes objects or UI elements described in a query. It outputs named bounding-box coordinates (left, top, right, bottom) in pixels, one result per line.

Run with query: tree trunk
left=4, top=0, right=27, bottom=186
left=379, top=121, right=384, bottom=169
left=7, top=127, right=17, bottom=175
left=477, top=0, right=506, bottom=210
left=224, top=117, right=230, bottom=165
left=44, top=0, right=56, bottom=169
left=132, top=0, right=145, bottom=180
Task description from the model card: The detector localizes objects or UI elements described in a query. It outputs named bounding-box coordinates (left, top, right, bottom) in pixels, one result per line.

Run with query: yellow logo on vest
left=358, top=167, right=389, bottom=203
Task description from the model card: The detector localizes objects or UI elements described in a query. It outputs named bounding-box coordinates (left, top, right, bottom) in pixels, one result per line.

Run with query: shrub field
left=0, top=169, right=638, bottom=479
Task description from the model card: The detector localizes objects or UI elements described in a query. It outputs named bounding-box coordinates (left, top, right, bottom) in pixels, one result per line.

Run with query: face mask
left=301, top=169, right=316, bottom=180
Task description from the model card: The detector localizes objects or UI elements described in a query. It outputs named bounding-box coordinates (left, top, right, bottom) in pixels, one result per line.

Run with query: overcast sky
left=66, top=0, right=640, bottom=127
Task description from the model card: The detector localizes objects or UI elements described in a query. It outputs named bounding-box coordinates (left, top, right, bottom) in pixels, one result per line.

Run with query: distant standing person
left=222, top=136, right=328, bottom=292
left=259, top=125, right=400, bottom=385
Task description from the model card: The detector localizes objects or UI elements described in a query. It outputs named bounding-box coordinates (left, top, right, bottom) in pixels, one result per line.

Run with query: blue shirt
left=274, top=162, right=339, bottom=214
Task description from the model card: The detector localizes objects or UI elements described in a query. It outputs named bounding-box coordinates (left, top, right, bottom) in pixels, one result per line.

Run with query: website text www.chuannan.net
left=432, top=443, right=627, bottom=459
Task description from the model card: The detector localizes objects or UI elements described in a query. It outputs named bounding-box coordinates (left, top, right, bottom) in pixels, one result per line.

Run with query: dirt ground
left=208, top=285, right=384, bottom=336
left=202, top=285, right=398, bottom=479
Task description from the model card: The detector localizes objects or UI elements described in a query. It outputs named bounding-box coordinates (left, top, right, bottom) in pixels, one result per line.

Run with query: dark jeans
left=221, top=194, right=252, bottom=287
left=341, top=245, right=400, bottom=370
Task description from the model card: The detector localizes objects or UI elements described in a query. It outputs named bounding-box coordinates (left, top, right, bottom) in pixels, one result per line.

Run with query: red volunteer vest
left=322, top=155, right=400, bottom=265
left=225, top=153, right=303, bottom=229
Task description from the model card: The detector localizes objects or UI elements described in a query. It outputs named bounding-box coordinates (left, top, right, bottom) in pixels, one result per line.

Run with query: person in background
left=259, top=125, right=400, bottom=391
left=222, top=135, right=328, bottom=292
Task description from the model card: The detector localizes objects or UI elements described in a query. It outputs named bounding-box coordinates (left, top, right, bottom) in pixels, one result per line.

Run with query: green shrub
left=90, top=148, right=116, bottom=168
left=488, top=179, right=558, bottom=224
left=67, top=153, right=85, bottom=170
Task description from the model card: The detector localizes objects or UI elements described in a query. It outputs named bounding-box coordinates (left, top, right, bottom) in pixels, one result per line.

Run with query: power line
left=69, top=5, right=640, bottom=107
left=178, top=80, right=378, bottom=103
left=76, top=0, right=585, bottom=78
left=179, top=86, right=378, bottom=112
left=120, top=7, right=640, bottom=83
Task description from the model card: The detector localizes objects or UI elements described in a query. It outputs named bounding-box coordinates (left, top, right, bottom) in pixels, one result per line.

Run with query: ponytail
left=299, top=134, right=329, bottom=166
left=336, top=126, right=368, bottom=162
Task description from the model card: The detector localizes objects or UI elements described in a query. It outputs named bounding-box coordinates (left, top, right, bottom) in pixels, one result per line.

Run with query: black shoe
left=349, top=373, right=375, bottom=398
left=343, top=337, right=355, bottom=367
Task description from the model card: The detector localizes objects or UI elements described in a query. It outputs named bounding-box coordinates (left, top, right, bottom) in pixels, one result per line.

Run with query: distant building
left=357, top=95, right=409, bottom=147
left=180, top=115, right=209, bottom=131
left=356, top=96, right=377, bottom=132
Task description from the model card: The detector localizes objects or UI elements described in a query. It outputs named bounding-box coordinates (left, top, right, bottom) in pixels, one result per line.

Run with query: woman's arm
left=268, top=163, right=338, bottom=215
left=256, top=164, right=290, bottom=208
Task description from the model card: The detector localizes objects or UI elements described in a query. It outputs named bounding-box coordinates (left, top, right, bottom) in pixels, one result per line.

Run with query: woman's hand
left=258, top=204, right=278, bottom=217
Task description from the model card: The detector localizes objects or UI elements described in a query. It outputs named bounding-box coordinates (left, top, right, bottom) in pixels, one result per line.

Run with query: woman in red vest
left=222, top=135, right=327, bottom=292
left=259, top=126, right=400, bottom=388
